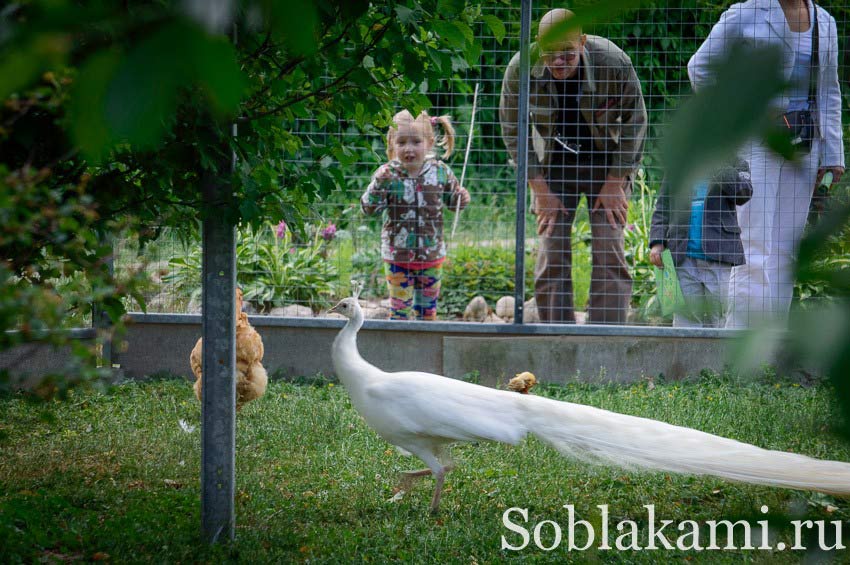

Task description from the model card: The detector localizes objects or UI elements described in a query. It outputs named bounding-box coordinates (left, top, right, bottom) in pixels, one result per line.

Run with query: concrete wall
left=117, top=318, right=448, bottom=381
left=5, top=315, right=813, bottom=387
left=443, top=335, right=729, bottom=387
left=0, top=329, right=96, bottom=389
left=114, top=314, right=740, bottom=385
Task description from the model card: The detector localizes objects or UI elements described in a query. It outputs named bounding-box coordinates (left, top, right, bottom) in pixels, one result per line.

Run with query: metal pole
left=513, top=0, right=532, bottom=325
left=201, top=21, right=239, bottom=545
left=200, top=172, right=237, bottom=544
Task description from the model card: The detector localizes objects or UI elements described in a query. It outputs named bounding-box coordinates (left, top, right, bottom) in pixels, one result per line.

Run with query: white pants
left=726, top=140, right=820, bottom=328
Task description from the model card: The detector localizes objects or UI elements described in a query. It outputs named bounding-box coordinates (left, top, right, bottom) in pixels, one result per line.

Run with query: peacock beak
left=329, top=302, right=342, bottom=314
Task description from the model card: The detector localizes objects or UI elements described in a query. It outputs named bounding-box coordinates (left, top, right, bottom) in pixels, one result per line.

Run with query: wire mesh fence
left=119, top=0, right=849, bottom=328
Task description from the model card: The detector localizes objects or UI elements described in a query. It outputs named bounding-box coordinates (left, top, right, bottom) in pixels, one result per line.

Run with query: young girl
left=361, top=110, right=470, bottom=320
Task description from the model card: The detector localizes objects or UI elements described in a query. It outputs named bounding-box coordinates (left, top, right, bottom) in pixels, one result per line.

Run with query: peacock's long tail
left=521, top=394, right=850, bottom=495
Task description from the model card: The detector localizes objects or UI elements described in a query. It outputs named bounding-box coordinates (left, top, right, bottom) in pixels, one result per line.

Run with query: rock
left=463, top=296, right=489, bottom=322
left=363, top=306, right=391, bottom=320
left=495, top=296, right=515, bottom=321
left=323, top=312, right=346, bottom=320
left=270, top=304, right=313, bottom=317
left=485, top=313, right=505, bottom=323
left=522, top=298, right=539, bottom=323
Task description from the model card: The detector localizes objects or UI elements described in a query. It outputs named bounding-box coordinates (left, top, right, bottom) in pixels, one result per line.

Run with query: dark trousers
left=534, top=154, right=632, bottom=324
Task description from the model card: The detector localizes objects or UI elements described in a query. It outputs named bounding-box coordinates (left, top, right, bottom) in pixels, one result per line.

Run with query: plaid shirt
left=361, top=158, right=466, bottom=264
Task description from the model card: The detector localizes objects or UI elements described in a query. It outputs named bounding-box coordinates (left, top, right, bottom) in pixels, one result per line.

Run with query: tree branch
left=240, top=17, right=392, bottom=123
left=244, top=19, right=356, bottom=106
left=242, top=29, right=272, bottom=62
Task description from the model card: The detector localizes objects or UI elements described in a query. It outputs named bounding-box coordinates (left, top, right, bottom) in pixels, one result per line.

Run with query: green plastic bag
left=653, top=249, right=685, bottom=317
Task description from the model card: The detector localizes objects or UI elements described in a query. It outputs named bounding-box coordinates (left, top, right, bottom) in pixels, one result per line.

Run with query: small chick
left=507, top=371, right=537, bottom=394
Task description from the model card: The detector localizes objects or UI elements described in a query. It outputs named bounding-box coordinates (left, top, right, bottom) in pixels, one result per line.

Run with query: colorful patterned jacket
left=361, top=158, right=466, bottom=264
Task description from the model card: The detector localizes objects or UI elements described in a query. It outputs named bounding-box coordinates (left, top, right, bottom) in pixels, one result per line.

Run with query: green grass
left=1, top=374, right=849, bottom=563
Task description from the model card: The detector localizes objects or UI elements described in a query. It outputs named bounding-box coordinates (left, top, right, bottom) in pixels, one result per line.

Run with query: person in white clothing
left=688, top=0, right=844, bottom=328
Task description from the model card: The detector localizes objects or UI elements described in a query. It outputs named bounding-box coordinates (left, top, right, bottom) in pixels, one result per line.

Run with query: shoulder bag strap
left=808, top=2, right=819, bottom=106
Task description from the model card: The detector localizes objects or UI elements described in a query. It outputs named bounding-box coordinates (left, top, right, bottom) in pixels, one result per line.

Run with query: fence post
left=513, top=0, right=533, bottom=325
left=92, top=245, right=114, bottom=368
left=200, top=171, right=237, bottom=544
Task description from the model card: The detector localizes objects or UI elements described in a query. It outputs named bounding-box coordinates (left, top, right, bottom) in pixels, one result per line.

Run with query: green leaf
left=353, top=103, right=366, bottom=128
left=403, top=49, right=426, bottom=84
left=332, top=146, right=357, bottom=167
left=104, top=25, right=186, bottom=149
left=464, top=41, right=482, bottom=67
left=186, top=31, right=246, bottom=115
left=437, top=0, right=465, bottom=16
left=797, top=202, right=850, bottom=275
left=74, top=20, right=245, bottom=157
left=481, top=15, right=506, bottom=44
left=452, top=21, right=475, bottom=48
left=451, top=55, right=469, bottom=72
left=69, top=48, right=123, bottom=161
left=394, top=5, right=417, bottom=25
left=433, top=20, right=466, bottom=48
left=0, top=34, right=69, bottom=101
left=0, top=49, right=42, bottom=101
left=267, top=0, right=319, bottom=55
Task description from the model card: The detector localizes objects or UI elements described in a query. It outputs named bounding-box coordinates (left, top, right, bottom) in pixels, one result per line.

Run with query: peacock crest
left=351, top=279, right=364, bottom=300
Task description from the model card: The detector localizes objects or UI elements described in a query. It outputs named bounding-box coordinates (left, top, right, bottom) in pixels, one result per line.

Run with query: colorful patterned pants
left=384, top=263, right=442, bottom=320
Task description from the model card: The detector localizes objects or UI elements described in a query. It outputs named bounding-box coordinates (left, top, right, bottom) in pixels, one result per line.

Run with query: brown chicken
left=190, top=288, right=268, bottom=409
left=506, top=371, right=537, bottom=394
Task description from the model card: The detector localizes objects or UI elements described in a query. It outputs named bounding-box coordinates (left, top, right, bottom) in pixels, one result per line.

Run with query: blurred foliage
left=0, top=0, right=501, bottom=394
left=0, top=65, right=148, bottom=394
left=788, top=200, right=850, bottom=440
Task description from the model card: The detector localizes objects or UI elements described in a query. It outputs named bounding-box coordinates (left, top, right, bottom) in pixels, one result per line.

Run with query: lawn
left=1, top=374, right=848, bottom=563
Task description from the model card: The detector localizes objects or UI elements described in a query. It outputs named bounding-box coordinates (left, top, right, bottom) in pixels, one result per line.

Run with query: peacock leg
left=397, top=469, right=431, bottom=493
left=427, top=446, right=453, bottom=512
left=400, top=446, right=448, bottom=512
left=429, top=467, right=446, bottom=513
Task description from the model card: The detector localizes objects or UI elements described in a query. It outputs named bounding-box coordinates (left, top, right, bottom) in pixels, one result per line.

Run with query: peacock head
left=330, top=281, right=363, bottom=319
left=329, top=297, right=361, bottom=319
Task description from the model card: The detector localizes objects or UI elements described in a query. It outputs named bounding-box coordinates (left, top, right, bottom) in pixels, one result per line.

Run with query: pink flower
left=320, top=223, right=337, bottom=242
left=276, top=220, right=287, bottom=239
left=626, top=223, right=636, bottom=232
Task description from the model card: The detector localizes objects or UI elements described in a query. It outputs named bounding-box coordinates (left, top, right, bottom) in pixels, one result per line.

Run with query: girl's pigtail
left=433, top=115, right=455, bottom=159
left=386, top=126, right=397, bottom=161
